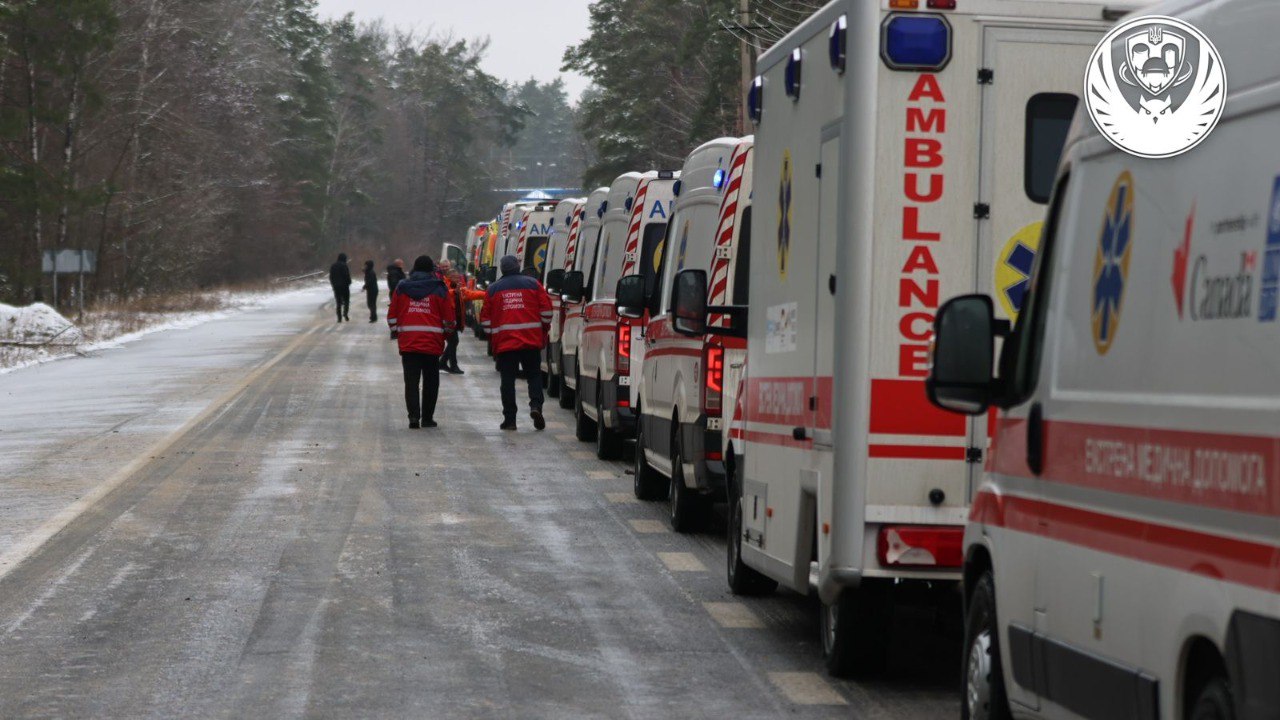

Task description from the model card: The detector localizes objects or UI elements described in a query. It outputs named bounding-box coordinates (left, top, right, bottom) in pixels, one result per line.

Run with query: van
left=671, top=0, right=1119, bottom=676
left=927, top=1, right=1280, bottom=717
left=543, top=199, right=586, bottom=398
left=633, top=137, right=752, bottom=532
left=512, top=202, right=559, bottom=277
left=559, top=186, right=610, bottom=410
left=572, top=171, right=676, bottom=459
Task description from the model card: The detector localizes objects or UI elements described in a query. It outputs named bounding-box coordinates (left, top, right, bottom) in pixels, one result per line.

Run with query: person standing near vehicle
left=480, top=255, right=552, bottom=431
left=329, top=253, right=352, bottom=322
left=437, top=261, right=465, bottom=375
left=386, top=258, right=406, bottom=296
left=362, top=260, right=379, bottom=323
left=388, top=256, right=455, bottom=429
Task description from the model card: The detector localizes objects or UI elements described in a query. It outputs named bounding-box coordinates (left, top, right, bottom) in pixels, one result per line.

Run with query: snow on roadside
left=0, top=283, right=324, bottom=375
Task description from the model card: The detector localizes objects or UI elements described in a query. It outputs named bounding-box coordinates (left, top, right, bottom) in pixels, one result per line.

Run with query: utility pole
left=739, top=0, right=753, bottom=134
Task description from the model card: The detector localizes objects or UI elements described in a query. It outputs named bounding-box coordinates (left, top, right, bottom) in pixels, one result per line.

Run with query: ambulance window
left=1007, top=172, right=1068, bottom=401
left=640, top=222, right=667, bottom=317
left=732, top=208, right=752, bottom=306
left=1024, top=93, right=1077, bottom=204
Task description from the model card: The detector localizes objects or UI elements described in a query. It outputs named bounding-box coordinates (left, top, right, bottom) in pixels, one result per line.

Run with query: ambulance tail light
left=881, top=14, right=952, bottom=71
left=617, top=322, right=631, bottom=376
left=876, top=526, right=963, bottom=568
left=927, top=0, right=956, bottom=9
left=702, top=344, right=723, bottom=417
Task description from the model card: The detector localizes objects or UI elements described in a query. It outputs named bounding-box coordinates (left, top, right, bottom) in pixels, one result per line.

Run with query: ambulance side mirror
left=926, top=294, right=1002, bottom=415
left=545, top=269, right=566, bottom=294
left=672, top=270, right=708, bottom=336
left=616, top=275, right=646, bottom=319
left=561, top=270, right=585, bottom=304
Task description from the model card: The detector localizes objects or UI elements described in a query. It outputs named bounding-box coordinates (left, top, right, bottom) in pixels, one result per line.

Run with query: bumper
left=549, top=341, right=562, bottom=375
left=600, top=377, right=636, bottom=435
left=682, top=414, right=726, bottom=497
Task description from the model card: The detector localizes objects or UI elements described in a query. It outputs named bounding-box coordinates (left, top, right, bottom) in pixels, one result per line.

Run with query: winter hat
left=338, top=253, right=348, bottom=263
left=500, top=255, right=520, bottom=276
left=364, top=260, right=374, bottom=270
left=413, top=255, right=435, bottom=274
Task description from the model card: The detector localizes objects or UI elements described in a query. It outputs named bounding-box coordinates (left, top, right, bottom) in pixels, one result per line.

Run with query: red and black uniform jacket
left=388, top=271, right=455, bottom=356
left=480, top=273, right=553, bottom=354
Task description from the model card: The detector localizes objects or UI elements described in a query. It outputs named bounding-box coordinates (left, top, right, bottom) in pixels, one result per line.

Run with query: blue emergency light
left=784, top=48, right=802, bottom=100
left=829, top=15, right=847, bottom=74
left=747, top=76, right=764, bottom=124
left=881, top=14, right=951, bottom=71
left=713, top=169, right=727, bottom=190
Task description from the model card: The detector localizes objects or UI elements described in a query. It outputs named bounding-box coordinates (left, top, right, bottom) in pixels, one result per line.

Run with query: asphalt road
left=0, top=287, right=960, bottom=719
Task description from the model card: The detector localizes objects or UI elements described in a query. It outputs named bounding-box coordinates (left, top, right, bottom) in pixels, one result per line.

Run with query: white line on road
left=628, top=519, right=669, bottom=534
left=586, top=470, right=616, bottom=480
left=702, top=602, right=764, bottom=629
left=0, top=324, right=323, bottom=583
left=657, top=552, right=706, bottom=572
left=554, top=434, right=577, bottom=443
left=570, top=451, right=596, bottom=460
left=767, top=672, right=848, bottom=706
left=603, top=493, right=636, bottom=504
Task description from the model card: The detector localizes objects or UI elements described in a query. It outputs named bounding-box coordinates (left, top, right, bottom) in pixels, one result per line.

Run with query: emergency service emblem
left=777, top=150, right=793, bottom=280
left=1092, top=172, right=1134, bottom=355
left=1084, top=16, right=1226, bottom=159
left=995, top=222, right=1042, bottom=319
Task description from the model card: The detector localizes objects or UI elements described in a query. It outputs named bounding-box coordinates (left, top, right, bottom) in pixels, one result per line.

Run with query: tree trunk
left=24, top=47, right=43, bottom=302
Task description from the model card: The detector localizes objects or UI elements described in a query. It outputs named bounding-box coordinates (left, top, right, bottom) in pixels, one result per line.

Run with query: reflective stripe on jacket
left=388, top=272, right=455, bottom=355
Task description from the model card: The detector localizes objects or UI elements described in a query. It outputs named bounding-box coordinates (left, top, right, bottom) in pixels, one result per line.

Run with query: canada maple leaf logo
left=1173, top=205, right=1194, bottom=319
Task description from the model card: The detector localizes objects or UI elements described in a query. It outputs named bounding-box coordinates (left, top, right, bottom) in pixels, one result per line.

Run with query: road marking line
left=544, top=421, right=568, bottom=431
left=604, top=492, right=636, bottom=504
left=570, top=450, right=596, bottom=460
left=554, top=434, right=577, bottom=443
left=767, top=672, right=848, bottom=706
left=703, top=602, right=764, bottom=629
left=628, top=519, right=668, bottom=534
left=657, top=552, right=705, bottom=572
left=586, top=470, right=616, bottom=480
left=0, top=323, right=323, bottom=582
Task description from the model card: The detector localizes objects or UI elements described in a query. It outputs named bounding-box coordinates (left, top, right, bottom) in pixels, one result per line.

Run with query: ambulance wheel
left=668, top=431, right=706, bottom=533
left=1188, top=678, right=1235, bottom=720
left=574, top=372, right=596, bottom=441
left=962, top=571, right=1012, bottom=720
left=727, top=459, right=776, bottom=595
left=595, top=382, right=623, bottom=460
left=558, top=369, right=575, bottom=410
left=632, top=412, right=666, bottom=500
left=821, top=580, right=891, bottom=678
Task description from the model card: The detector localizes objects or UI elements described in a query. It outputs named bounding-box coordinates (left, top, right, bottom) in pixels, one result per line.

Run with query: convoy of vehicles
left=453, top=0, right=1278, bottom=715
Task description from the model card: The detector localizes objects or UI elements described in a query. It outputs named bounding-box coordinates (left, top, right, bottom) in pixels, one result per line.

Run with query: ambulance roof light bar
left=881, top=13, right=952, bottom=71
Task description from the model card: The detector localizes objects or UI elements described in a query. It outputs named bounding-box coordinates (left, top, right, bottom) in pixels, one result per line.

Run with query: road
left=0, top=286, right=959, bottom=719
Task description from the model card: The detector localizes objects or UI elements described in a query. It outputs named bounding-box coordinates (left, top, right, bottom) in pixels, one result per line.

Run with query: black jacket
left=330, top=261, right=351, bottom=289
left=363, top=267, right=378, bottom=294
left=386, top=265, right=407, bottom=295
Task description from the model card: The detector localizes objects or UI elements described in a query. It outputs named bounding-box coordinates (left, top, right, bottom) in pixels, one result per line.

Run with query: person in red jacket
left=388, top=255, right=455, bottom=429
left=481, top=255, right=553, bottom=431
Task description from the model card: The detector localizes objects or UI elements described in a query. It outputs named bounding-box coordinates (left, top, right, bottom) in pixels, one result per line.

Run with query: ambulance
left=512, top=201, right=560, bottom=276
left=630, top=137, right=754, bottom=532
left=925, top=0, right=1280, bottom=717
left=542, top=198, right=585, bottom=399
left=564, top=170, right=676, bottom=459
left=463, top=222, right=488, bottom=277
left=558, top=186, right=610, bottom=410
left=670, top=0, right=1121, bottom=676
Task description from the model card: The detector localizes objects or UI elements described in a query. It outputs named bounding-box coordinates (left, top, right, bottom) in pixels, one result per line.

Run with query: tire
left=726, top=454, right=776, bottom=595
left=961, top=571, right=1013, bottom=720
left=574, top=371, right=597, bottom=441
left=558, top=367, right=575, bottom=409
left=821, top=580, right=891, bottom=678
left=633, top=411, right=666, bottom=500
left=595, top=380, right=623, bottom=460
left=668, top=428, right=706, bottom=533
left=1188, top=677, right=1235, bottom=720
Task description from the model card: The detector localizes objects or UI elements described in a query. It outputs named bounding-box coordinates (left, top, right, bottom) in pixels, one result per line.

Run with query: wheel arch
left=1179, top=634, right=1229, bottom=720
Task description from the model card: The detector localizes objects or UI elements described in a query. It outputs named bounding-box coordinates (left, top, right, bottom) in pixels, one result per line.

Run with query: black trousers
left=333, top=287, right=350, bottom=320
left=366, top=288, right=378, bottom=321
left=496, top=348, right=544, bottom=421
left=443, top=331, right=460, bottom=369
left=401, top=353, right=441, bottom=422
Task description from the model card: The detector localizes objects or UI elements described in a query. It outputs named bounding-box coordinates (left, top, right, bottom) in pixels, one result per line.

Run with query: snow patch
left=0, top=302, right=84, bottom=346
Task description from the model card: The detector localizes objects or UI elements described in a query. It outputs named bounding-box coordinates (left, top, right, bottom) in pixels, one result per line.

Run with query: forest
left=0, top=0, right=819, bottom=307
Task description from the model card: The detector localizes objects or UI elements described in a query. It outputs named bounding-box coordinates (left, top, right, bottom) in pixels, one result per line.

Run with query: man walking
left=329, top=253, right=352, bottom=322
left=362, top=260, right=379, bottom=323
left=480, top=255, right=553, bottom=431
left=438, top=261, right=464, bottom=375
left=388, top=256, right=455, bottom=429
left=386, top=258, right=406, bottom=295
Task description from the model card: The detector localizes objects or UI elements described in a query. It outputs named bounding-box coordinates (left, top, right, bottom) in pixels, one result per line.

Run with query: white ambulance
left=630, top=136, right=753, bottom=532
left=926, top=1, right=1280, bottom=718
left=559, top=186, right=610, bottom=409
left=542, top=198, right=585, bottom=398
left=671, top=0, right=1121, bottom=675
left=512, top=201, right=560, bottom=276
left=566, top=171, right=676, bottom=459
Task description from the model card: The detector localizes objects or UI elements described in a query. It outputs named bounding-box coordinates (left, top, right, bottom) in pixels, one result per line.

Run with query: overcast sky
left=314, top=0, right=594, bottom=102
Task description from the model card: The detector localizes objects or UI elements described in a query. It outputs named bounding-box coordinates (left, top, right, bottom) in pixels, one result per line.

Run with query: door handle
left=1027, top=402, right=1045, bottom=476
left=792, top=427, right=808, bottom=441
